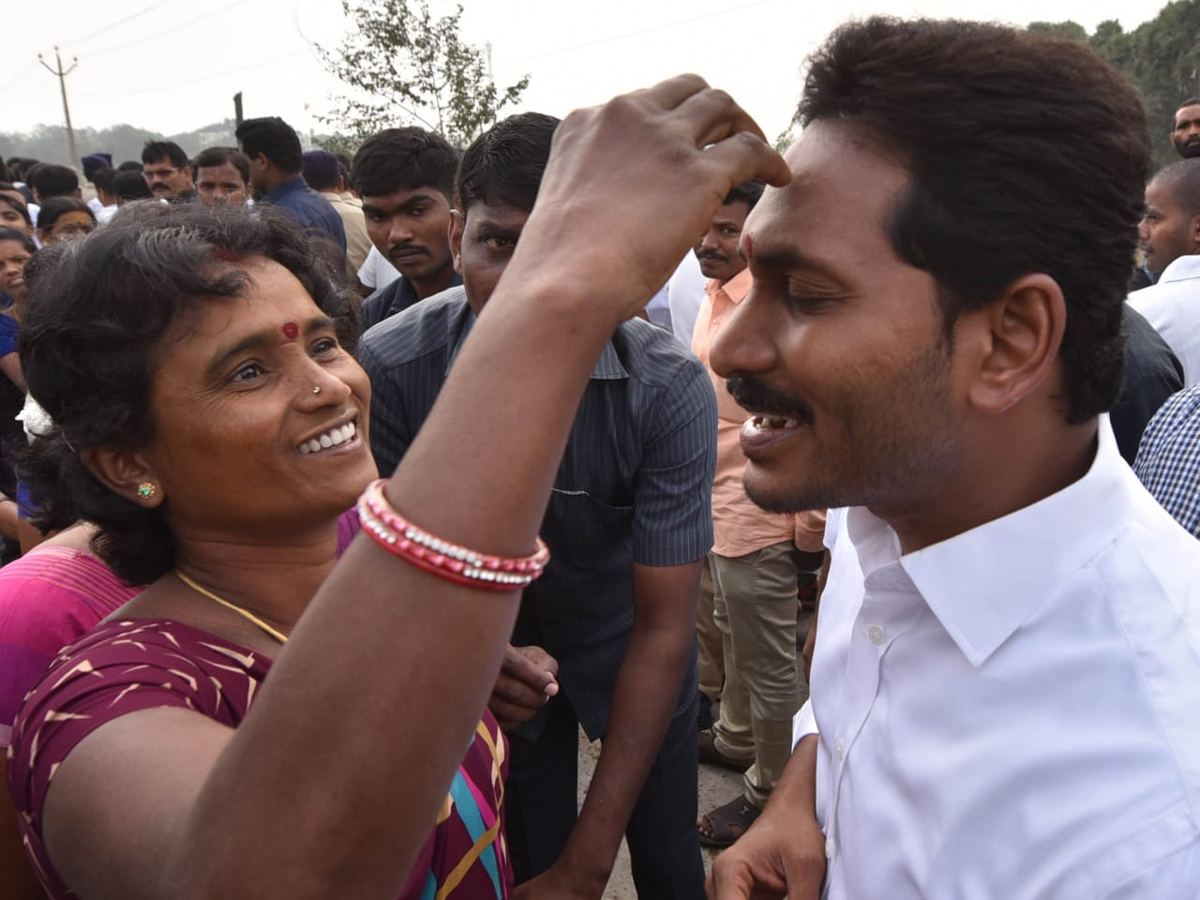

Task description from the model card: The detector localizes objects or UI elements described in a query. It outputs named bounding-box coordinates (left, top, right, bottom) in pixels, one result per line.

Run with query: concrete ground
left=575, top=728, right=745, bottom=899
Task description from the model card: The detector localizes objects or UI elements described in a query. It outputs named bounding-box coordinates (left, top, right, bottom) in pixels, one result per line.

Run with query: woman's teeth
left=298, top=421, right=357, bottom=455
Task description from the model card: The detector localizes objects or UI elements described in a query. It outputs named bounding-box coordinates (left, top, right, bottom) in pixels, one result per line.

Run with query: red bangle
left=356, top=479, right=549, bottom=591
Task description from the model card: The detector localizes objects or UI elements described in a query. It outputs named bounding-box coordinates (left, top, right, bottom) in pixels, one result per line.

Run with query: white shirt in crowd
left=1129, top=254, right=1200, bottom=387
left=794, top=416, right=1200, bottom=899
left=667, top=251, right=706, bottom=347
left=357, top=244, right=401, bottom=291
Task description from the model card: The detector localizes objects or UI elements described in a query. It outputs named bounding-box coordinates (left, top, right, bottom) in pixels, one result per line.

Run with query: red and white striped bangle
left=356, top=479, right=550, bottom=591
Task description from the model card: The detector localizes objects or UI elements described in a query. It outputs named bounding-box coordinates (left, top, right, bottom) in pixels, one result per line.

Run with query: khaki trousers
left=711, top=541, right=808, bottom=808
left=696, top=557, right=724, bottom=702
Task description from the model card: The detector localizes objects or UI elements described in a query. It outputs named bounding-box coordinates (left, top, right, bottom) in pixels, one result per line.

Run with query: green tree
left=317, top=0, right=529, bottom=149
left=1028, top=20, right=1088, bottom=41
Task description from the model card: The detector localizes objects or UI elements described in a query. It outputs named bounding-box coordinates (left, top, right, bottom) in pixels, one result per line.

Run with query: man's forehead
left=361, top=186, right=444, bottom=209
left=198, top=163, right=245, bottom=183
left=464, top=201, right=529, bottom=229
left=1176, top=105, right=1200, bottom=124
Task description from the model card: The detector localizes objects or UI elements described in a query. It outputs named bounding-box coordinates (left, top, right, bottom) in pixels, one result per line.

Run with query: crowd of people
left=1, top=14, right=1200, bottom=900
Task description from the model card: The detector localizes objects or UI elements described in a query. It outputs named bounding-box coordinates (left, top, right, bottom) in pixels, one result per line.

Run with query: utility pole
left=234, top=92, right=244, bottom=128
left=39, top=47, right=79, bottom=169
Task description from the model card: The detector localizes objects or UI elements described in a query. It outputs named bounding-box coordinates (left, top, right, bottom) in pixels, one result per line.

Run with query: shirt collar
left=446, top=298, right=628, bottom=380
left=704, top=266, right=753, bottom=304
left=847, top=416, right=1134, bottom=667
left=265, top=176, right=307, bottom=202
left=1157, top=254, right=1200, bottom=284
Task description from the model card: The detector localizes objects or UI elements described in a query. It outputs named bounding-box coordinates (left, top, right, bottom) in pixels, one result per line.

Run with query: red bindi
left=282, top=322, right=299, bottom=340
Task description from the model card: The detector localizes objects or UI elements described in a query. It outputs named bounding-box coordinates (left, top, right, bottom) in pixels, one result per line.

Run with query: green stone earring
left=137, top=482, right=157, bottom=500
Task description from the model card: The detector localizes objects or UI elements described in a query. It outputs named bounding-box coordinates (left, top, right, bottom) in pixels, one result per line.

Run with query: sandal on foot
left=698, top=796, right=762, bottom=848
left=698, top=728, right=753, bottom=773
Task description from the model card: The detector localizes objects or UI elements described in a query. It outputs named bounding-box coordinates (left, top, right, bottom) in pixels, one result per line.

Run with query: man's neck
left=881, top=416, right=1099, bottom=555
left=409, top=267, right=456, bottom=301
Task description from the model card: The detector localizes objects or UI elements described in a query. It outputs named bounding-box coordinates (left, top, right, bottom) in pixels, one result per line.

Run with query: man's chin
left=743, top=469, right=831, bottom=515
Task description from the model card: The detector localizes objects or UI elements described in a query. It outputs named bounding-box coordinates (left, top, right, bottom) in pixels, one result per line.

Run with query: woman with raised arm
left=5, top=76, right=787, bottom=900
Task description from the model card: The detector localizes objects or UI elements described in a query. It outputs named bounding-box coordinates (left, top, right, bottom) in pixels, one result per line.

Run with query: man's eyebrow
left=362, top=194, right=438, bottom=215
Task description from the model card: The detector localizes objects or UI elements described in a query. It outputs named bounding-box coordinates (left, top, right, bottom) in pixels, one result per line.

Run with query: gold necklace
left=175, top=570, right=290, bottom=645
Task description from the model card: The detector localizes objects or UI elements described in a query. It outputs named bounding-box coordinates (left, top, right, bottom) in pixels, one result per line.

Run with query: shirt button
left=826, top=837, right=836, bottom=859
left=834, top=739, right=845, bottom=760
left=868, top=625, right=886, bottom=645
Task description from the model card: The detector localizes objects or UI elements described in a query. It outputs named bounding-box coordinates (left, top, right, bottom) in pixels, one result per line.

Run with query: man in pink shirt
left=692, top=181, right=826, bottom=846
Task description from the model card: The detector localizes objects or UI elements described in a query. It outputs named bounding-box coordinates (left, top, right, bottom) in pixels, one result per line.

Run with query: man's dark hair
left=117, top=160, right=144, bottom=172
left=301, top=150, right=341, bottom=192
left=235, top=117, right=303, bottom=174
left=352, top=127, right=459, bottom=200
left=91, top=167, right=117, bottom=197
left=28, top=164, right=79, bottom=200
left=194, top=146, right=251, bottom=184
left=141, top=140, right=190, bottom=169
left=17, top=203, right=359, bottom=585
left=797, top=17, right=1150, bottom=423
left=0, top=191, right=32, bottom=230
left=113, top=170, right=153, bottom=201
left=1177, top=98, right=1200, bottom=113
left=723, top=180, right=764, bottom=210
left=1149, top=158, right=1200, bottom=219
left=37, top=196, right=95, bottom=233
left=455, top=114, right=559, bottom=214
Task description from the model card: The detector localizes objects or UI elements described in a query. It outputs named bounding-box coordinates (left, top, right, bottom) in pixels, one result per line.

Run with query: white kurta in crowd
left=794, top=416, right=1200, bottom=899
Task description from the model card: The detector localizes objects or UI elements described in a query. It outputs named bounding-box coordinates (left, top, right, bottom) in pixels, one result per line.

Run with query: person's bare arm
left=518, top=562, right=702, bottom=898
left=1, top=758, right=45, bottom=899
left=0, top=352, right=25, bottom=393
left=36, top=77, right=791, bottom=900
left=707, top=735, right=826, bottom=900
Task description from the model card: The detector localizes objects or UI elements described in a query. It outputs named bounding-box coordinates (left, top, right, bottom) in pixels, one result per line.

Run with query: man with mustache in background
left=690, top=180, right=826, bottom=849
left=354, top=128, right=463, bottom=331
left=1171, top=99, right=1200, bottom=160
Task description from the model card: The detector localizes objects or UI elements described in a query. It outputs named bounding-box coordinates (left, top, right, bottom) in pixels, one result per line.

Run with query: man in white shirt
left=1129, top=159, right=1200, bottom=385
left=707, top=18, right=1200, bottom=900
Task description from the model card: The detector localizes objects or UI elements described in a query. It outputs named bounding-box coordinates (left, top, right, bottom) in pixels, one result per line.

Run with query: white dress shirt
left=794, top=417, right=1200, bottom=899
left=1129, top=254, right=1200, bottom=387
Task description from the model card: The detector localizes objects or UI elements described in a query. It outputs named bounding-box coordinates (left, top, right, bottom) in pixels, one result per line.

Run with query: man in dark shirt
left=352, top=128, right=461, bottom=330
left=235, top=117, right=346, bottom=254
left=358, top=113, right=715, bottom=899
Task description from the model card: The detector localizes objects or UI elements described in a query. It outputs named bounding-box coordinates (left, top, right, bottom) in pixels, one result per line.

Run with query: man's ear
left=1189, top=214, right=1200, bottom=251
left=966, top=273, right=1066, bottom=415
left=81, top=446, right=164, bottom=509
left=449, top=209, right=465, bottom=274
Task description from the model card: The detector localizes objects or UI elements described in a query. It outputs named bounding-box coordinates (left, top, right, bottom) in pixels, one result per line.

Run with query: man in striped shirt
left=358, top=113, right=717, bottom=899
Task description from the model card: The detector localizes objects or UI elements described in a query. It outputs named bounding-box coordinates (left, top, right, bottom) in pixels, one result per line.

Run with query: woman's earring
left=137, top=482, right=157, bottom=500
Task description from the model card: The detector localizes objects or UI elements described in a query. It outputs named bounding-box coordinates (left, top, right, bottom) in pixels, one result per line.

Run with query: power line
left=497, top=0, right=783, bottom=66
left=0, top=62, right=40, bottom=98
left=73, top=49, right=309, bottom=99
left=65, top=0, right=183, bottom=49
left=84, top=0, right=256, bottom=60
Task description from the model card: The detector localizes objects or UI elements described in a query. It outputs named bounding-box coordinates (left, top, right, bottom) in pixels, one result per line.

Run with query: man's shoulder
left=1131, top=255, right=1200, bottom=307
left=610, top=317, right=705, bottom=390
left=359, top=285, right=470, bottom=373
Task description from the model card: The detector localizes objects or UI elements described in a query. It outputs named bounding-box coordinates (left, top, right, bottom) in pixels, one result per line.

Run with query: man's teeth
left=298, top=421, right=357, bottom=455
left=752, top=415, right=799, bottom=430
